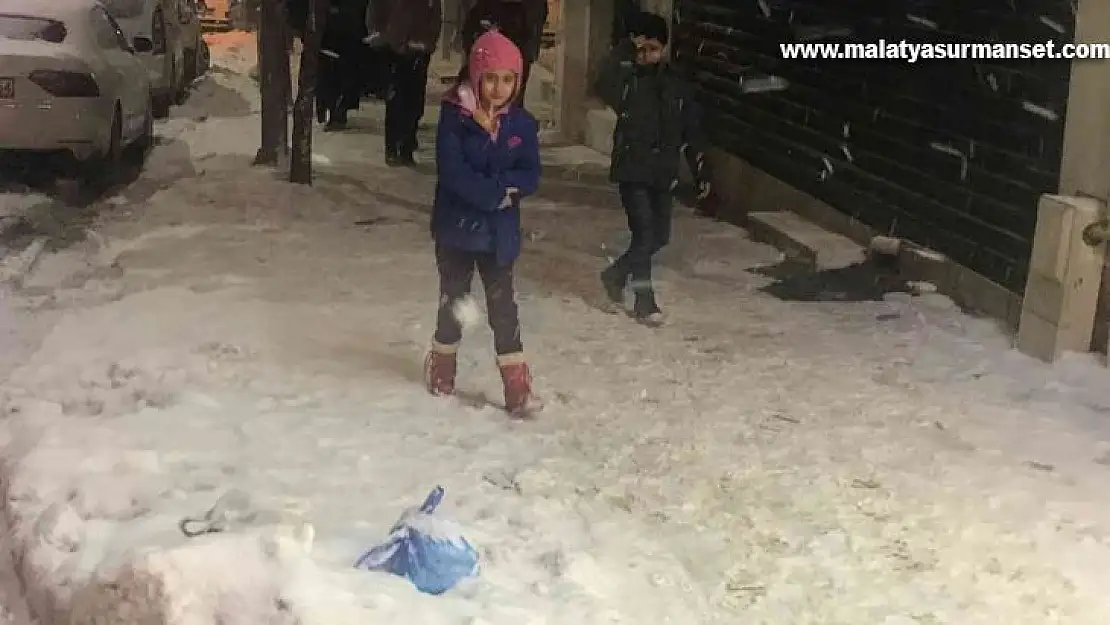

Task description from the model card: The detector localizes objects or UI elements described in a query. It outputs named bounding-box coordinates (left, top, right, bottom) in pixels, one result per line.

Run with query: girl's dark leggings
left=433, top=244, right=523, bottom=355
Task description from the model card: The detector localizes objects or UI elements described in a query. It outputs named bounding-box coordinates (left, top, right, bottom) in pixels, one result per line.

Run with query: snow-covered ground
left=2, top=36, right=1110, bottom=624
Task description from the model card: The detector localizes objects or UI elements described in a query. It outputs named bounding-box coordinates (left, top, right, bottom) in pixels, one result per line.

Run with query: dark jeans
left=385, top=49, right=431, bottom=155
left=612, top=183, right=672, bottom=301
left=433, top=244, right=523, bottom=356
left=317, top=49, right=362, bottom=123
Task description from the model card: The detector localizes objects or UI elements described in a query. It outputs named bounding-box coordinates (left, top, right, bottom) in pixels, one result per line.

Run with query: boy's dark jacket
left=594, top=39, right=708, bottom=188
left=432, top=97, right=541, bottom=266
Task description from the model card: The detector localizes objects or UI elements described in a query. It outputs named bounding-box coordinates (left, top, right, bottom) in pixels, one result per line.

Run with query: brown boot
left=497, top=353, right=543, bottom=418
left=423, top=342, right=458, bottom=396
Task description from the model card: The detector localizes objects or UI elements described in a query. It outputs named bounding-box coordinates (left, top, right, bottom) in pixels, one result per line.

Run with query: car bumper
left=0, top=99, right=111, bottom=161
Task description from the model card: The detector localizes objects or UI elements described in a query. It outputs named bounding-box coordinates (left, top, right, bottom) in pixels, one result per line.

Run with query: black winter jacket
left=594, top=40, right=708, bottom=188
left=461, top=0, right=547, bottom=63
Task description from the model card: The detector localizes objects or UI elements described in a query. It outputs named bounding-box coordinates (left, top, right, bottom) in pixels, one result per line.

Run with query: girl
left=423, top=30, right=543, bottom=418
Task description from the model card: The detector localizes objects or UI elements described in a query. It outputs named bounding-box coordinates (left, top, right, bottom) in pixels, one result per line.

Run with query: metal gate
left=671, top=0, right=1073, bottom=291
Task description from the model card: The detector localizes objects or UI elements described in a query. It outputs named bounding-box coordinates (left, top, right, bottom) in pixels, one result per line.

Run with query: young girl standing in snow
left=423, top=30, right=543, bottom=418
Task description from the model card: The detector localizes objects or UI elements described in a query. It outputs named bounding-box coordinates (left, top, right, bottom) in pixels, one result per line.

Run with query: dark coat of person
left=460, top=0, right=546, bottom=63
left=594, top=38, right=707, bottom=188
left=367, top=0, right=443, bottom=52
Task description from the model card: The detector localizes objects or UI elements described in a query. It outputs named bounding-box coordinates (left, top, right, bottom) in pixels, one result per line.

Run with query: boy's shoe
left=396, top=151, right=417, bottom=167
left=497, top=353, right=543, bottom=418
left=636, top=310, right=666, bottom=327
left=633, top=292, right=665, bottom=327
left=423, top=342, right=458, bottom=396
left=385, top=150, right=402, bottom=166
left=600, top=264, right=627, bottom=312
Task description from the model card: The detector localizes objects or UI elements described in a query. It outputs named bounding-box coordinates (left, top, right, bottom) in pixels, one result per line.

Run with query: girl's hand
left=472, top=106, right=498, bottom=133
left=472, top=107, right=491, bottom=131
left=498, top=187, right=520, bottom=210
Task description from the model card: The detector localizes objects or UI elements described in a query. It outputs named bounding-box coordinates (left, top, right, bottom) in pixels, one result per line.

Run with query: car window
left=91, top=7, right=131, bottom=51
left=0, top=14, right=67, bottom=43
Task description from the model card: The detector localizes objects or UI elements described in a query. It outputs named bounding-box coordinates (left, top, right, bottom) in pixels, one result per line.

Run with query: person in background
left=458, top=0, right=547, bottom=106
left=423, top=30, right=543, bottom=418
left=317, top=0, right=369, bottom=130
left=610, top=0, right=641, bottom=46
left=594, top=11, right=710, bottom=327
left=367, top=0, right=443, bottom=165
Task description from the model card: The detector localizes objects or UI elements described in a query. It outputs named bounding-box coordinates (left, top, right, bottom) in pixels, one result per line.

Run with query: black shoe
left=324, top=118, right=347, bottom=132
left=397, top=151, right=416, bottom=166
left=633, top=291, right=664, bottom=327
left=385, top=151, right=403, bottom=166
left=316, top=103, right=327, bottom=124
left=600, top=265, right=626, bottom=310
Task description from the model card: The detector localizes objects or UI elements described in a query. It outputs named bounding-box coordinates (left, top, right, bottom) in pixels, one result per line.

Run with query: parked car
left=0, top=0, right=154, bottom=181
left=102, top=0, right=187, bottom=117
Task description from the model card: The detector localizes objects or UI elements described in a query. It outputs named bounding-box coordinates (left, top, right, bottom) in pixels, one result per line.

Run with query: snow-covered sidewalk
left=3, top=46, right=1110, bottom=625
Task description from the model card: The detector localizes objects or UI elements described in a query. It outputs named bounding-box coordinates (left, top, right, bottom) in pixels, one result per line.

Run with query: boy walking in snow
left=595, top=12, right=710, bottom=327
left=423, top=30, right=543, bottom=418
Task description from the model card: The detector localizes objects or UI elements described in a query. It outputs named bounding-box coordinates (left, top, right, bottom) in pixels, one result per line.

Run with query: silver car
left=0, top=0, right=154, bottom=177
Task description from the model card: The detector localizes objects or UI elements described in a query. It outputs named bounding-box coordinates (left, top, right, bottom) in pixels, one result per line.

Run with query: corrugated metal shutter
left=672, top=0, right=1073, bottom=292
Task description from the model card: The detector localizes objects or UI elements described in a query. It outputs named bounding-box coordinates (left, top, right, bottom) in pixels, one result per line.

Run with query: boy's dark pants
left=610, top=182, right=672, bottom=306
left=434, top=244, right=523, bottom=356
left=384, top=49, right=431, bottom=156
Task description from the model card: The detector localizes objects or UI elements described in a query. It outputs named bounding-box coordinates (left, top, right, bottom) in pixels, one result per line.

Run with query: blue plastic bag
left=354, top=486, right=479, bottom=595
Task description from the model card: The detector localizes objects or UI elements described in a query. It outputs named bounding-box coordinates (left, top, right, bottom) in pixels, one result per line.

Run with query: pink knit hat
left=468, top=30, right=524, bottom=94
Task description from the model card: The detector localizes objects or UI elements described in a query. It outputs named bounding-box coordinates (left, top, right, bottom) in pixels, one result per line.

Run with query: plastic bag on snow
left=354, top=486, right=479, bottom=595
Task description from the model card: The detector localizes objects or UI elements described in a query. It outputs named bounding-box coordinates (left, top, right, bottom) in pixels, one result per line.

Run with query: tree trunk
left=253, top=0, right=290, bottom=166
left=289, top=0, right=327, bottom=184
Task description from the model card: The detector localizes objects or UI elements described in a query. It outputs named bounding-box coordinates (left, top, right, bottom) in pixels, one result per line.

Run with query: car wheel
left=198, top=40, right=210, bottom=76
left=173, top=58, right=189, bottom=104
left=152, top=91, right=171, bottom=118
left=82, top=107, right=123, bottom=192
left=183, top=48, right=197, bottom=84
left=127, top=99, right=155, bottom=164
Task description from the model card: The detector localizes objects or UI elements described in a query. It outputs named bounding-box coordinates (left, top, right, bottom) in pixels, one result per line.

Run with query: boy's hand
left=499, top=187, right=520, bottom=209
left=697, top=180, right=711, bottom=201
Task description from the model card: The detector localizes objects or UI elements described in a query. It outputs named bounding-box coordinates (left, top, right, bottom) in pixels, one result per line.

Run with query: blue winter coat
left=431, top=100, right=541, bottom=266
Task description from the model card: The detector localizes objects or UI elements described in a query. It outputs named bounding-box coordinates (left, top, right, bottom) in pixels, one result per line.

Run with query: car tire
left=82, top=107, right=123, bottom=193
left=152, top=91, right=171, bottom=118
left=173, top=58, right=189, bottom=104
left=198, top=40, right=210, bottom=76
left=127, top=99, right=155, bottom=164
left=183, top=48, right=197, bottom=84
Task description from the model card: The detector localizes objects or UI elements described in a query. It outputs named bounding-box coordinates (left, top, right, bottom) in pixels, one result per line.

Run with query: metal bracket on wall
left=1082, top=218, right=1110, bottom=247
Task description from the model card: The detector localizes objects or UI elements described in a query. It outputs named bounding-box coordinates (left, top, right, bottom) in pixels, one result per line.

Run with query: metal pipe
left=1082, top=218, right=1110, bottom=246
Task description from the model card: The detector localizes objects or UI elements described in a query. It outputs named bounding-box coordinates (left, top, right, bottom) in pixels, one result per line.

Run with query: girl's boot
left=423, top=342, right=458, bottom=396
left=497, top=353, right=544, bottom=418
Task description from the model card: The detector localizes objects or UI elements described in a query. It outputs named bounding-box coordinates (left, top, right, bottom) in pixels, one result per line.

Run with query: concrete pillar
left=556, top=0, right=611, bottom=142
left=1017, top=195, right=1106, bottom=361
left=1058, top=0, right=1110, bottom=200
left=1018, top=0, right=1110, bottom=361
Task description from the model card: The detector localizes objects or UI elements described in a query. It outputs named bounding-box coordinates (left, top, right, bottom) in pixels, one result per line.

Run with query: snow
left=2, top=34, right=1110, bottom=625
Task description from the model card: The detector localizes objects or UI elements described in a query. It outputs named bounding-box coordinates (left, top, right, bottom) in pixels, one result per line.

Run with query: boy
left=594, top=11, right=710, bottom=327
